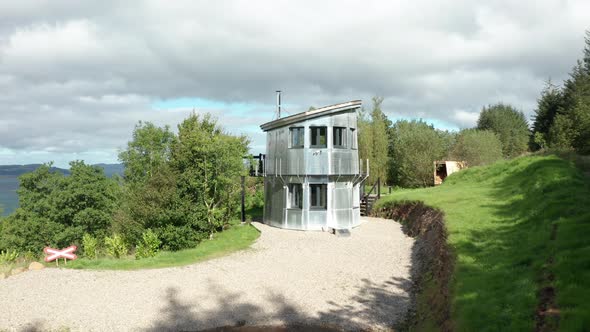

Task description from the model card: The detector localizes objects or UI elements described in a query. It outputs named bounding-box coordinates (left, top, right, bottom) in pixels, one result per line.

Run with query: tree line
left=360, top=31, right=590, bottom=188
left=0, top=114, right=250, bottom=256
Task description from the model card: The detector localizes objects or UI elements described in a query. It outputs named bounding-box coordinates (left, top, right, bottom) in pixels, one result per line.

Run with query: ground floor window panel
left=310, top=184, right=327, bottom=209
left=288, top=184, right=303, bottom=208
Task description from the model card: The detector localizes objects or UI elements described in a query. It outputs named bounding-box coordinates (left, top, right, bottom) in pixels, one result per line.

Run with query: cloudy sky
left=0, top=1, right=588, bottom=168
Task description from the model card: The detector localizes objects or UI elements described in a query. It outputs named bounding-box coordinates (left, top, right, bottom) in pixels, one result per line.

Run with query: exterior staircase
left=360, top=178, right=382, bottom=217
left=360, top=194, right=379, bottom=216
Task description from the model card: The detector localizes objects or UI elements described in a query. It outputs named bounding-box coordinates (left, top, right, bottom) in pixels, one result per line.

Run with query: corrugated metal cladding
left=260, top=100, right=364, bottom=230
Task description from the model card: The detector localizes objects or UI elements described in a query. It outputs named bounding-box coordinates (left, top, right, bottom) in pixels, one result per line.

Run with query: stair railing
left=361, top=177, right=381, bottom=215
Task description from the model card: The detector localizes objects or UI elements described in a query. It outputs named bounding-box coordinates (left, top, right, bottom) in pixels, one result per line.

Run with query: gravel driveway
left=0, top=217, right=414, bottom=331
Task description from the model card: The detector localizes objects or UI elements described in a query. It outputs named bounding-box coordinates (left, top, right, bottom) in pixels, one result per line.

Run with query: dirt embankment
left=374, top=201, right=454, bottom=332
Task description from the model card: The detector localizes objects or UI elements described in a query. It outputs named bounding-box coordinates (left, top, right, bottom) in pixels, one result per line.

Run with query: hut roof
left=260, top=100, right=362, bottom=132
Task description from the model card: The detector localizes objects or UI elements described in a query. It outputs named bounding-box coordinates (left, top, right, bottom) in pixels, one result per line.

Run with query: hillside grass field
left=376, top=155, right=590, bottom=331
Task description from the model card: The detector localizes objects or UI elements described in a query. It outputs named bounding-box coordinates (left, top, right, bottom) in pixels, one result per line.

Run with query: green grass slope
left=377, top=155, right=590, bottom=331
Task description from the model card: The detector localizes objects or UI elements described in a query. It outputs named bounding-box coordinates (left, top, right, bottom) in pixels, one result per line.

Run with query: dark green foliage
left=114, top=165, right=179, bottom=246
left=477, top=103, right=530, bottom=158
left=541, top=30, right=590, bottom=155
left=388, top=120, right=449, bottom=187
left=450, top=129, right=503, bottom=166
left=244, top=177, right=264, bottom=211
left=0, top=162, right=119, bottom=253
left=171, top=113, right=249, bottom=232
left=116, top=113, right=249, bottom=251
left=531, top=81, right=565, bottom=150
left=570, top=101, right=590, bottom=154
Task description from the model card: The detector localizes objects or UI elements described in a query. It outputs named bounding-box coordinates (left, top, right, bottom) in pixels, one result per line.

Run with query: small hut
left=434, top=161, right=467, bottom=185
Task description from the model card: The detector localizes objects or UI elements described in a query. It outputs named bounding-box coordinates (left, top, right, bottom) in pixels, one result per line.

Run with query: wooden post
left=377, top=177, right=381, bottom=199
left=241, top=176, right=246, bottom=223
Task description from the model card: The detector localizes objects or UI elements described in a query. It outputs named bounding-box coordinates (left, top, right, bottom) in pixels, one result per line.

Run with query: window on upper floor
left=350, top=128, right=357, bottom=149
left=290, top=127, right=304, bottom=148
left=333, top=127, right=347, bottom=148
left=310, top=126, right=327, bottom=148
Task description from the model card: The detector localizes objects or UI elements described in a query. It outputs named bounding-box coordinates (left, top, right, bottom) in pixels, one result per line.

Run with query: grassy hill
left=376, top=155, right=590, bottom=331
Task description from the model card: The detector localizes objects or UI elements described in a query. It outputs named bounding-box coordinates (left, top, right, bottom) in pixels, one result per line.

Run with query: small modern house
left=260, top=100, right=365, bottom=230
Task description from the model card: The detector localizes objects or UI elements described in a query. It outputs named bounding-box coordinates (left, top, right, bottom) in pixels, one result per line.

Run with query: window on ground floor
left=310, top=184, right=327, bottom=209
left=288, top=183, right=303, bottom=208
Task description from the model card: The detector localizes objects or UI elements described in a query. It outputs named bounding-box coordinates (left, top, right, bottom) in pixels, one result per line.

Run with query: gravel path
left=0, top=217, right=414, bottom=332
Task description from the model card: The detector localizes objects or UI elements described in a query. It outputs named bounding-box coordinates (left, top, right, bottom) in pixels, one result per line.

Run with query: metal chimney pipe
left=276, top=90, right=281, bottom=118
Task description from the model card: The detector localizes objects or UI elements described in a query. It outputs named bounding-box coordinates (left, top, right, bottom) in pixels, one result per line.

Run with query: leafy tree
left=0, top=162, right=118, bottom=252
left=171, top=113, right=249, bottom=231
left=450, top=129, right=503, bottom=166
left=116, top=122, right=177, bottom=245
left=369, top=97, right=389, bottom=184
left=546, top=31, right=590, bottom=153
left=477, top=103, right=530, bottom=158
left=357, top=97, right=391, bottom=184
left=113, top=164, right=180, bottom=246
left=388, top=120, right=448, bottom=188
left=118, top=121, right=175, bottom=184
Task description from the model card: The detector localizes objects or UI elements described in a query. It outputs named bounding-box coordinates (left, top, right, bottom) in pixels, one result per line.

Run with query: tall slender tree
left=369, top=97, right=389, bottom=184
left=547, top=30, right=590, bottom=153
left=531, top=80, right=564, bottom=150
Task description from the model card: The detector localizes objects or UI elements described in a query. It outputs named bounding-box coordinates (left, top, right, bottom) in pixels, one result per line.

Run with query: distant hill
left=0, top=164, right=69, bottom=176
left=93, top=163, right=125, bottom=177
left=0, top=164, right=124, bottom=177
left=0, top=163, right=124, bottom=216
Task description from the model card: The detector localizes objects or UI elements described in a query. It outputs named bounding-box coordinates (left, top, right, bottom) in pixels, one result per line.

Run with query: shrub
left=82, top=233, right=99, bottom=259
left=135, top=229, right=161, bottom=259
left=0, top=250, right=19, bottom=264
left=450, top=129, right=504, bottom=166
left=158, top=224, right=205, bottom=251
left=104, top=234, right=127, bottom=259
left=388, top=120, right=450, bottom=187
left=23, top=250, right=37, bottom=262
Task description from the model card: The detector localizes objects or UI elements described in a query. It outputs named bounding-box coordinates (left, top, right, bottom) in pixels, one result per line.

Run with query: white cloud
left=0, top=0, right=588, bottom=166
left=452, top=110, right=480, bottom=128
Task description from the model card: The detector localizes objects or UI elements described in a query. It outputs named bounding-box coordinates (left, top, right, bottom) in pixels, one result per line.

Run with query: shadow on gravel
left=143, top=275, right=412, bottom=332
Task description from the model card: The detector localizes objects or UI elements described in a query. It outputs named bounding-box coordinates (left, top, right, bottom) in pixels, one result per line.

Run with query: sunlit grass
left=377, top=155, right=590, bottom=331
left=65, top=223, right=260, bottom=270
